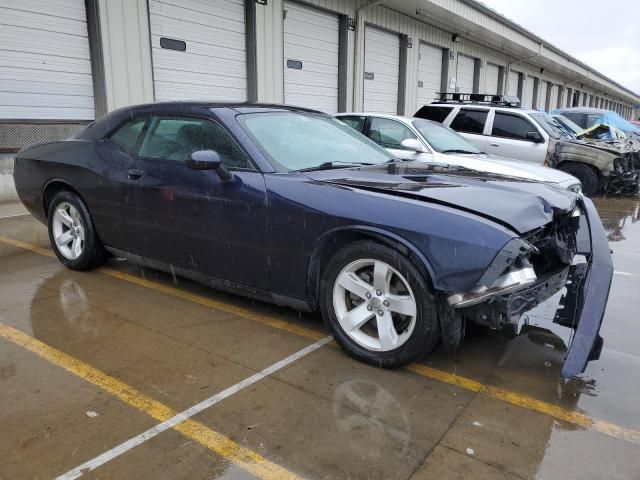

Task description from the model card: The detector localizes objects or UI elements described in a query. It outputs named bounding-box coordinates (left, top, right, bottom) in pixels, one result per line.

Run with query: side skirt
left=104, top=247, right=313, bottom=313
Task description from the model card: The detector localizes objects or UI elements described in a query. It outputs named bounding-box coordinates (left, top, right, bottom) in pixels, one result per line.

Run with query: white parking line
left=56, top=336, right=332, bottom=480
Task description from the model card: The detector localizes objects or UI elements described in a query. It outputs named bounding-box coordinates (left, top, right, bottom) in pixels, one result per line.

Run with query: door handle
left=489, top=143, right=500, bottom=147
left=127, top=168, right=144, bottom=180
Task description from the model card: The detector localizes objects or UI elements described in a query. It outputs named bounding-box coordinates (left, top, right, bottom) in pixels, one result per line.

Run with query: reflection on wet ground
left=1, top=196, right=639, bottom=479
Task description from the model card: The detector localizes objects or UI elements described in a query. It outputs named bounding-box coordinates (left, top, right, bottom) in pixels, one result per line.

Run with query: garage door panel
left=150, top=0, right=247, bottom=102
left=523, top=78, right=534, bottom=109
left=150, top=1, right=245, bottom=32
left=0, top=6, right=89, bottom=36
left=417, top=43, right=443, bottom=109
left=0, top=27, right=90, bottom=60
left=457, top=55, right=475, bottom=93
left=284, top=1, right=339, bottom=113
left=507, top=71, right=519, bottom=97
left=486, top=64, right=500, bottom=95
left=0, top=0, right=94, bottom=119
left=364, top=26, right=400, bottom=114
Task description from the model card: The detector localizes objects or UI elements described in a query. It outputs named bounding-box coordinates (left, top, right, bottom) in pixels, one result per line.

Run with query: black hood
left=304, top=161, right=578, bottom=234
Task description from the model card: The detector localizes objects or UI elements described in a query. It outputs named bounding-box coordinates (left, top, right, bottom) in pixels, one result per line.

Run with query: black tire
left=320, top=241, right=440, bottom=368
left=47, top=190, right=109, bottom=270
left=557, top=162, right=600, bottom=196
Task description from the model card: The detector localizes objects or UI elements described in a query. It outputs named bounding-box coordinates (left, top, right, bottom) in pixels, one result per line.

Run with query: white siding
left=416, top=43, right=442, bottom=108
left=283, top=2, right=339, bottom=113
left=363, top=26, right=400, bottom=114
left=149, top=0, right=247, bottom=101
left=485, top=63, right=500, bottom=95
left=456, top=54, right=474, bottom=93
left=0, top=0, right=94, bottom=119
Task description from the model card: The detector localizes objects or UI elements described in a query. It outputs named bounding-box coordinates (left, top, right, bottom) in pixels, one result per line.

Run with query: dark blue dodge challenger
left=14, top=103, right=613, bottom=377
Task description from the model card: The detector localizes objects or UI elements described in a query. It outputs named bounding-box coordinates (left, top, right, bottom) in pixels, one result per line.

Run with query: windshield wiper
left=296, top=161, right=375, bottom=172
left=440, top=149, right=478, bottom=154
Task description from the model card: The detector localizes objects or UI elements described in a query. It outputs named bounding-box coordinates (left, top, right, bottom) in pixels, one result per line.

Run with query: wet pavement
left=1, top=196, right=639, bottom=479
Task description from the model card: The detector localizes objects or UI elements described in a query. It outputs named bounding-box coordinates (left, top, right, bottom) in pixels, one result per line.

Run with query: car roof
left=335, top=112, right=445, bottom=127
left=427, top=103, right=541, bottom=115
left=553, top=107, right=608, bottom=114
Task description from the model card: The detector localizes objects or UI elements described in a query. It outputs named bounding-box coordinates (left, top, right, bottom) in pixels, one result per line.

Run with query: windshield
left=588, top=112, right=640, bottom=133
left=530, top=113, right=573, bottom=139
left=553, top=115, right=582, bottom=134
left=411, top=119, right=482, bottom=154
left=239, top=112, right=393, bottom=171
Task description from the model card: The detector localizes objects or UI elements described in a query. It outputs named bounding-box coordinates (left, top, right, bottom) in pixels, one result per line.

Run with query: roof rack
left=433, top=92, right=521, bottom=107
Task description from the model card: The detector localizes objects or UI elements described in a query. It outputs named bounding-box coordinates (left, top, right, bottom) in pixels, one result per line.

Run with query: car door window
left=138, top=116, right=252, bottom=169
left=367, top=117, right=417, bottom=149
left=449, top=109, right=488, bottom=134
left=109, top=118, right=147, bottom=152
left=491, top=112, right=537, bottom=141
left=338, top=116, right=367, bottom=133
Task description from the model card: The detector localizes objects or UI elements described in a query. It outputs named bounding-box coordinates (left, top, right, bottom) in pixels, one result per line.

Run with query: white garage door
left=538, top=81, right=548, bottom=110
left=507, top=70, right=519, bottom=97
left=548, top=84, right=558, bottom=111
left=283, top=2, right=339, bottom=113
left=416, top=43, right=442, bottom=109
left=456, top=54, right=475, bottom=93
left=0, top=0, right=94, bottom=119
left=149, top=0, right=246, bottom=102
left=485, top=64, right=500, bottom=95
left=363, top=27, right=400, bottom=114
left=523, top=77, right=535, bottom=109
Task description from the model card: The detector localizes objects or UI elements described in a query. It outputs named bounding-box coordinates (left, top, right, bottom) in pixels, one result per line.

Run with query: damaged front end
left=548, top=137, right=640, bottom=195
left=443, top=197, right=613, bottom=378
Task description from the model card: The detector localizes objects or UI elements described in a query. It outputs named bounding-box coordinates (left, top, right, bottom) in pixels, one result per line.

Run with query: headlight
left=568, top=183, right=582, bottom=194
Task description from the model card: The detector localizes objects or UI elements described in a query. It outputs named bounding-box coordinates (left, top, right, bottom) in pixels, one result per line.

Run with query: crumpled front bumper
left=554, top=196, right=613, bottom=377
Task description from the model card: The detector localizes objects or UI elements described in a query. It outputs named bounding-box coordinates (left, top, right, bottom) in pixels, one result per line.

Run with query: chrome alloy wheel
left=52, top=202, right=85, bottom=260
left=333, top=259, right=417, bottom=351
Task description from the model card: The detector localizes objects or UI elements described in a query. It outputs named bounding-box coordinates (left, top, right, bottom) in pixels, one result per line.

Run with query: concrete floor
left=1, top=196, right=639, bottom=480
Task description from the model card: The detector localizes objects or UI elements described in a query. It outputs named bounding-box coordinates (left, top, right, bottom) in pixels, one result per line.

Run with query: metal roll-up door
left=149, top=0, right=247, bottom=101
left=416, top=43, right=442, bottom=108
left=485, top=64, right=500, bottom=95
left=548, top=84, right=558, bottom=110
left=456, top=54, right=475, bottom=93
left=0, top=0, right=94, bottom=119
left=363, top=26, right=400, bottom=114
left=538, top=81, right=548, bottom=110
left=523, top=77, right=535, bottom=109
left=284, top=2, right=339, bottom=113
left=507, top=70, right=519, bottom=97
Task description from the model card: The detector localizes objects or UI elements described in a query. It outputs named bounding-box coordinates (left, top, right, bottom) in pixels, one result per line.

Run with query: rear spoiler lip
left=560, top=196, right=613, bottom=378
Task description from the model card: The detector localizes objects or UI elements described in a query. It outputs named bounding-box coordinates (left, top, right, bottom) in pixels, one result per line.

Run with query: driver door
left=126, top=115, right=269, bottom=290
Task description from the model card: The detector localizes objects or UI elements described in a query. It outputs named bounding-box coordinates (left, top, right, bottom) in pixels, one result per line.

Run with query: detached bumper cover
left=556, top=197, right=613, bottom=377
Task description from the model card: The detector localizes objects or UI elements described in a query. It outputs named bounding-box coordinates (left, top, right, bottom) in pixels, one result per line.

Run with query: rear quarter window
left=491, top=112, right=537, bottom=140
left=414, top=106, right=453, bottom=123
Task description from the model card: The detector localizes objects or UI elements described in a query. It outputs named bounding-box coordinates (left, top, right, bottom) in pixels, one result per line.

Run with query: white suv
left=415, top=103, right=560, bottom=164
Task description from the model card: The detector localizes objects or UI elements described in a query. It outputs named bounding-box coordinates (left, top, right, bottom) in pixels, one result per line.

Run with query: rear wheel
left=320, top=241, right=439, bottom=368
left=47, top=191, right=109, bottom=270
left=557, top=162, right=600, bottom=196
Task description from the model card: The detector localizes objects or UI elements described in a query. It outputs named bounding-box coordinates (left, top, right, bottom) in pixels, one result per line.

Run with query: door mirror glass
left=186, top=150, right=221, bottom=170
left=526, top=131, right=544, bottom=143
left=400, top=138, right=427, bottom=153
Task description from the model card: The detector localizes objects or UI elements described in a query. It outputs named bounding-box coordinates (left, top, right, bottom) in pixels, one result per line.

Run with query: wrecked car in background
left=416, top=94, right=640, bottom=196
left=14, top=102, right=613, bottom=378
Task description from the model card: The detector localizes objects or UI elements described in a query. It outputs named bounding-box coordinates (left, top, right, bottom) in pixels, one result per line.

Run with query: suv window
left=338, top=116, right=366, bottom=132
left=138, top=116, right=252, bottom=168
left=367, top=117, right=418, bottom=149
left=109, top=118, right=146, bottom=151
left=449, top=109, right=488, bottom=134
left=415, top=105, right=453, bottom=123
left=491, top=112, right=537, bottom=141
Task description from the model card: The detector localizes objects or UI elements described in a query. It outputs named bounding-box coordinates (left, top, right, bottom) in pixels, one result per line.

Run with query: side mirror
left=400, top=138, right=428, bottom=153
left=526, top=131, right=544, bottom=143
left=186, top=150, right=233, bottom=181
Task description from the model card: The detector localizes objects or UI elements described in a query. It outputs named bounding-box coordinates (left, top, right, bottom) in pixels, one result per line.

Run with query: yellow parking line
left=0, top=322, right=301, bottom=480
left=2, top=234, right=640, bottom=446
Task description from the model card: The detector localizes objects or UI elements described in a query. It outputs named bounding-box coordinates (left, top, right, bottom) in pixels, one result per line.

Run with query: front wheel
left=47, top=190, right=109, bottom=270
left=557, top=162, right=600, bottom=196
left=320, top=241, right=440, bottom=368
